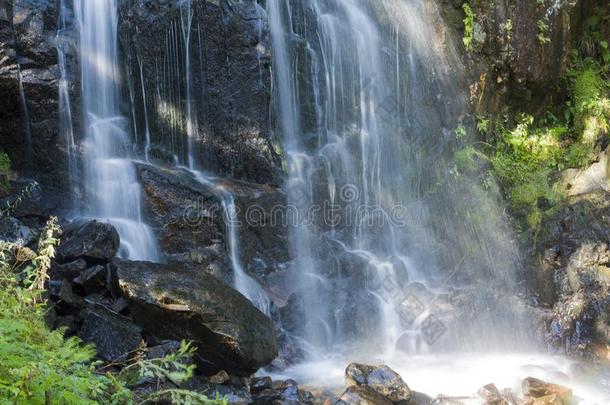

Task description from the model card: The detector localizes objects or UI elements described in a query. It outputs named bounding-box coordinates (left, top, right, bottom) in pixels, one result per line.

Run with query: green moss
left=572, top=68, right=604, bottom=111
left=569, top=67, right=610, bottom=144
left=453, top=146, right=480, bottom=175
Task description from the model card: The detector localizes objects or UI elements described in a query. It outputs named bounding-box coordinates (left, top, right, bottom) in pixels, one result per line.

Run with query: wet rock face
left=0, top=216, right=34, bottom=245
left=531, top=191, right=610, bottom=360
left=0, top=0, right=77, bottom=212
left=440, top=0, right=610, bottom=112
left=111, top=258, right=279, bottom=376
left=522, top=377, right=573, bottom=404
left=339, top=385, right=393, bottom=405
left=118, top=0, right=282, bottom=186
left=136, top=163, right=289, bottom=288
left=136, top=164, right=226, bottom=266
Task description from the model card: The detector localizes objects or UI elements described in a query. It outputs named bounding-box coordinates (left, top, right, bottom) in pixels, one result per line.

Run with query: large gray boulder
left=111, top=259, right=278, bottom=376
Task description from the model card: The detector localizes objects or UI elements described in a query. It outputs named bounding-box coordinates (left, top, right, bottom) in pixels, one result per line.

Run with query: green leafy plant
left=476, top=115, right=490, bottom=134
left=454, top=122, right=467, bottom=141
left=119, top=341, right=197, bottom=388
left=142, top=390, right=228, bottom=405
left=502, top=19, right=513, bottom=42
left=0, top=218, right=126, bottom=404
left=537, top=19, right=551, bottom=45
left=0, top=151, right=9, bottom=195
left=0, top=219, right=225, bottom=405
left=462, top=3, right=475, bottom=52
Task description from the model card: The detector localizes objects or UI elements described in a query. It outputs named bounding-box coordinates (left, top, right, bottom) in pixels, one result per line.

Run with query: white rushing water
left=265, top=0, right=610, bottom=401
left=74, top=0, right=158, bottom=261
left=267, top=353, right=607, bottom=404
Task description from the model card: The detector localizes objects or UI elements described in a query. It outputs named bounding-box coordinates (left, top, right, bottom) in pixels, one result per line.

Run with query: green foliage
left=568, top=65, right=610, bottom=142
left=0, top=218, right=125, bottom=404
left=485, top=116, right=562, bottom=226
left=462, top=3, right=475, bottom=52
left=142, top=390, right=228, bottom=405
left=0, top=151, right=9, bottom=174
left=453, top=146, right=480, bottom=175
left=502, top=19, right=513, bottom=38
left=0, top=151, right=9, bottom=194
left=0, top=219, right=225, bottom=405
left=476, top=115, right=490, bottom=134
left=454, top=122, right=467, bottom=141
left=0, top=181, right=38, bottom=218
left=479, top=28, right=610, bottom=232
left=537, top=19, right=550, bottom=45
left=119, top=341, right=196, bottom=388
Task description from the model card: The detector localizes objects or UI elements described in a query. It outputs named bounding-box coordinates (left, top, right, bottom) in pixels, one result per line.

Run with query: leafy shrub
left=0, top=218, right=225, bottom=405
left=0, top=217, right=124, bottom=404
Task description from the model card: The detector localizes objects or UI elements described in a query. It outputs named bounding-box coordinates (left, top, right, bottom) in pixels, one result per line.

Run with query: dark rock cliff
left=0, top=0, right=75, bottom=211
left=0, top=0, right=284, bottom=212
left=118, top=0, right=283, bottom=186
left=441, top=0, right=610, bottom=115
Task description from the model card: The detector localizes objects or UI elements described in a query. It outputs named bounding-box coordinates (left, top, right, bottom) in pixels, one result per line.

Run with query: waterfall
left=17, top=68, right=32, bottom=167
left=74, top=0, right=158, bottom=261
left=180, top=0, right=197, bottom=169
left=221, top=193, right=271, bottom=316
left=56, top=0, right=77, bottom=198
left=137, top=56, right=152, bottom=162
left=190, top=170, right=270, bottom=315
left=268, top=0, right=530, bottom=360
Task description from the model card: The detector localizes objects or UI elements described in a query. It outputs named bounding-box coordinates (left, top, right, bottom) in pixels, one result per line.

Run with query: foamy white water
left=267, top=353, right=608, bottom=404
left=75, top=0, right=158, bottom=261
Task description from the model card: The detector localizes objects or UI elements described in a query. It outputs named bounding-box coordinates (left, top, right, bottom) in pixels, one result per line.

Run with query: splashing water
left=264, top=0, right=609, bottom=400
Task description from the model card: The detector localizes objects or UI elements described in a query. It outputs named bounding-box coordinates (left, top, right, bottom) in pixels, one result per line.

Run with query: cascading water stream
left=17, top=68, right=32, bottom=167
left=180, top=0, right=197, bottom=169
left=74, top=0, right=158, bottom=261
left=137, top=56, right=152, bottom=162
left=56, top=0, right=77, bottom=196
left=265, top=1, right=606, bottom=401
left=268, top=0, right=533, bottom=362
left=189, top=170, right=270, bottom=315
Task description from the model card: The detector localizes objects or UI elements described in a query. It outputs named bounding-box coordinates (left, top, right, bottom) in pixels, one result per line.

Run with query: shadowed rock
left=78, top=306, right=143, bottom=362
left=111, top=259, right=278, bottom=376
left=56, top=220, right=120, bottom=263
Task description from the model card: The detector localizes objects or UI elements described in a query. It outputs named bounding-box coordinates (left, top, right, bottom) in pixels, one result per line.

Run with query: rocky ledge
left=43, top=218, right=278, bottom=377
